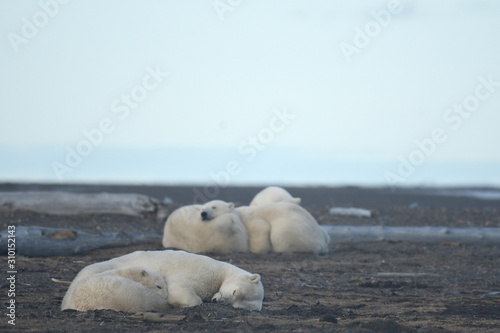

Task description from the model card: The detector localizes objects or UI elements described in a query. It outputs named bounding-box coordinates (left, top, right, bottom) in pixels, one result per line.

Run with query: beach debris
left=439, top=242, right=461, bottom=247
left=162, top=196, right=174, bottom=205
left=375, top=272, right=437, bottom=278
left=329, top=207, right=372, bottom=218
left=431, top=189, right=500, bottom=201
left=0, top=226, right=162, bottom=257
left=409, top=202, right=419, bottom=209
left=0, top=191, right=159, bottom=217
left=51, top=278, right=71, bottom=284
left=322, top=225, right=500, bottom=245
left=156, top=207, right=171, bottom=222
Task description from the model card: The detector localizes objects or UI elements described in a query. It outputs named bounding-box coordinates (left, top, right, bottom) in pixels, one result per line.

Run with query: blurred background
left=1, top=0, right=499, bottom=187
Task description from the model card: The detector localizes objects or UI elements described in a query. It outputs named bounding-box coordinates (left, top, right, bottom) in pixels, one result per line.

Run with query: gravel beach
left=1, top=184, right=499, bottom=332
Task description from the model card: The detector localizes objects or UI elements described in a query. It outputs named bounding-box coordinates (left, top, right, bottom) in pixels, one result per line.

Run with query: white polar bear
left=162, top=201, right=249, bottom=254
left=236, top=202, right=330, bottom=254
left=62, top=250, right=264, bottom=311
left=61, top=266, right=169, bottom=312
left=250, top=186, right=301, bottom=206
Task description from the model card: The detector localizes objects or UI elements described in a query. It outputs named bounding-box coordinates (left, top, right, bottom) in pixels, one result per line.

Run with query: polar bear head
left=108, top=266, right=168, bottom=298
left=211, top=273, right=264, bottom=311
left=200, top=200, right=235, bottom=221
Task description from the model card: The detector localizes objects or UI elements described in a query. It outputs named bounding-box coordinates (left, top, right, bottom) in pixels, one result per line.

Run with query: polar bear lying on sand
left=237, top=202, right=330, bottom=254
left=61, top=266, right=169, bottom=312
left=162, top=201, right=249, bottom=254
left=62, top=250, right=264, bottom=311
left=250, top=186, right=301, bottom=206
left=162, top=197, right=329, bottom=254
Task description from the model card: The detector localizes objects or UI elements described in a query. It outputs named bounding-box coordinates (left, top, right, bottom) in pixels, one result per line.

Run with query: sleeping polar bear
left=61, top=266, right=169, bottom=312
left=236, top=202, right=330, bottom=254
left=62, top=250, right=264, bottom=311
left=162, top=201, right=249, bottom=254
left=250, top=186, right=301, bottom=206
left=162, top=199, right=329, bottom=254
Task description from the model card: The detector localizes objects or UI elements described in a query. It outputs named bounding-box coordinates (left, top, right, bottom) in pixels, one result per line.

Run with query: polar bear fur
left=236, top=202, right=330, bottom=254
left=61, top=266, right=169, bottom=312
left=162, top=201, right=249, bottom=254
left=62, top=250, right=264, bottom=311
left=250, top=186, right=301, bottom=206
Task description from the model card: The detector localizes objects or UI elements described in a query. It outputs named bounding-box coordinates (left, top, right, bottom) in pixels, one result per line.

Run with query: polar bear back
left=99, top=250, right=240, bottom=279
left=62, top=266, right=168, bottom=312
left=70, top=275, right=169, bottom=312
left=237, top=202, right=329, bottom=254
left=250, top=186, right=301, bottom=206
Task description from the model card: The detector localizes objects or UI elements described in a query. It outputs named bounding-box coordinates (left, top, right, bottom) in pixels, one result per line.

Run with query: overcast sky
left=1, top=0, right=499, bottom=186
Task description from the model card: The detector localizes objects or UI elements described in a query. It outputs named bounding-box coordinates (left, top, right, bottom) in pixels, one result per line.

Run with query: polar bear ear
left=294, top=197, right=302, bottom=204
left=249, top=274, right=261, bottom=284
left=227, top=202, right=235, bottom=209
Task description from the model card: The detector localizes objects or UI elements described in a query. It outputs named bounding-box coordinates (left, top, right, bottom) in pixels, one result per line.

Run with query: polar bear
left=236, top=202, right=330, bottom=254
left=61, top=267, right=169, bottom=312
left=211, top=273, right=263, bottom=309
left=62, top=250, right=264, bottom=311
left=162, top=201, right=249, bottom=254
left=250, top=186, right=301, bottom=206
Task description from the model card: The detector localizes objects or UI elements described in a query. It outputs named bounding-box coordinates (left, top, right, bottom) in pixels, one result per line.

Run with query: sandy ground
left=0, top=184, right=499, bottom=332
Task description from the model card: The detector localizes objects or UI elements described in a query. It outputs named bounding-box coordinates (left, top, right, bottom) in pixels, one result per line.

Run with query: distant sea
left=2, top=146, right=499, bottom=187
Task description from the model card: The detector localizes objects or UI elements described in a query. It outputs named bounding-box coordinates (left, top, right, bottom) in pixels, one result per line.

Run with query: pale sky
left=1, top=1, right=499, bottom=186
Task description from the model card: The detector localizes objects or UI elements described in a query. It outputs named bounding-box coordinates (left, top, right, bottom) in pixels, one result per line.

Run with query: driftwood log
left=322, top=225, right=500, bottom=245
left=329, top=207, right=372, bottom=218
left=3, top=225, right=499, bottom=257
left=0, top=226, right=162, bottom=257
left=0, top=191, right=159, bottom=217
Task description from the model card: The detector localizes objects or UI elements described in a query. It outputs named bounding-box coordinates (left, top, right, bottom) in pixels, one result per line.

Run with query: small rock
left=319, top=314, right=337, bottom=323
left=180, top=313, right=205, bottom=323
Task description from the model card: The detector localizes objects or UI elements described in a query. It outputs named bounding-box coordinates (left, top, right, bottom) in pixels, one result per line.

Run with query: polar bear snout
left=201, top=211, right=212, bottom=221
left=211, top=292, right=222, bottom=304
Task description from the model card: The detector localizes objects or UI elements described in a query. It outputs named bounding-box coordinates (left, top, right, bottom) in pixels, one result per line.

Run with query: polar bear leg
left=269, top=219, right=295, bottom=252
left=320, top=227, right=331, bottom=244
left=165, top=281, right=203, bottom=308
left=268, top=218, right=323, bottom=253
left=243, top=217, right=272, bottom=253
left=270, top=219, right=328, bottom=254
left=94, top=286, right=169, bottom=313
